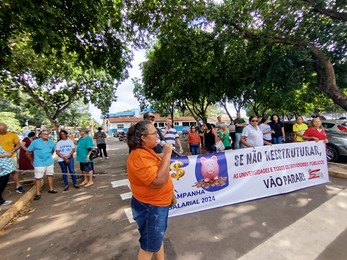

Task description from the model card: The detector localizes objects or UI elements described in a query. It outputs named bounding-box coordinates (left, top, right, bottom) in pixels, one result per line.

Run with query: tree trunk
left=310, top=45, right=347, bottom=111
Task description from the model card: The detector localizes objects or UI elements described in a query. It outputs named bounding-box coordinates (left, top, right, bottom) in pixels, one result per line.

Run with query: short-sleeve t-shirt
left=293, top=123, right=308, bottom=142
left=94, top=131, right=106, bottom=145
left=127, top=148, right=174, bottom=206
left=218, top=131, right=231, bottom=147
left=164, top=127, right=179, bottom=147
left=0, top=132, right=20, bottom=157
left=259, top=123, right=272, bottom=141
left=234, top=118, right=246, bottom=133
left=303, top=128, right=327, bottom=141
left=55, top=139, right=75, bottom=162
left=270, top=121, right=284, bottom=137
left=76, top=135, right=94, bottom=163
left=27, top=138, right=55, bottom=167
left=241, top=124, right=264, bottom=147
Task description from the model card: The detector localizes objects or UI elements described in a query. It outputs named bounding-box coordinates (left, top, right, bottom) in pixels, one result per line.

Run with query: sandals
left=84, top=182, right=94, bottom=187
left=34, top=194, right=41, bottom=200
left=48, top=189, right=58, bottom=194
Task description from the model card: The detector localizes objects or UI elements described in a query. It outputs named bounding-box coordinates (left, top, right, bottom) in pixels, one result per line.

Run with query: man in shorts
left=27, top=130, right=57, bottom=200
left=0, top=123, right=25, bottom=193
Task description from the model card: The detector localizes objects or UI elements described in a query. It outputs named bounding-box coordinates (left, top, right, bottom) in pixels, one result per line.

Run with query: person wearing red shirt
left=187, top=126, right=201, bottom=155
left=303, top=118, right=329, bottom=143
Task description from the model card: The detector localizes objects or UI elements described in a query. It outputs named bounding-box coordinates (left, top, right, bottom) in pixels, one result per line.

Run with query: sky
left=89, top=49, right=147, bottom=123
left=89, top=48, right=244, bottom=123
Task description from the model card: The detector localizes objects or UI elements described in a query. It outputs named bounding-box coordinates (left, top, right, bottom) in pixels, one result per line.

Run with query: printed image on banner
left=194, top=153, right=229, bottom=192
left=170, top=155, right=190, bottom=181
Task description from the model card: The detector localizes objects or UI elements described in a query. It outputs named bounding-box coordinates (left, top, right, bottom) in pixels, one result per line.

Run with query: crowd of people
left=183, top=114, right=329, bottom=154
left=0, top=123, right=110, bottom=204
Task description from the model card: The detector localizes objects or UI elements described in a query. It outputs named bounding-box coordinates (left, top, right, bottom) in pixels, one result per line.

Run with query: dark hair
left=249, top=115, right=257, bottom=123
left=28, top=132, right=36, bottom=138
left=143, top=112, right=149, bottom=120
left=98, top=127, right=102, bottom=131
left=58, top=130, right=68, bottom=141
left=260, top=116, right=268, bottom=124
left=126, top=120, right=152, bottom=151
left=59, top=130, right=68, bottom=135
left=271, top=114, right=280, bottom=122
left=205, top=123, right=212, bottom=130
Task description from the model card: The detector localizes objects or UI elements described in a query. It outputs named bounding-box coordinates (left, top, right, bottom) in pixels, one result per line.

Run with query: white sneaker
left=1, top=200, right=12, bottom=206
left=99, top=157, right=103, bottom=160
left=105, top=157, right=109, bottom=160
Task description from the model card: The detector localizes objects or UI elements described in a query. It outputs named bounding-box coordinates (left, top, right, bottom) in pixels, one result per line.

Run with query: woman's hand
left=163, top=142, right=173, bottom=156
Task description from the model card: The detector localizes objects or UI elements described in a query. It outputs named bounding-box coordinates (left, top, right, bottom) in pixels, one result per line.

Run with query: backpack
left=89, top=148, right=100, bottom=160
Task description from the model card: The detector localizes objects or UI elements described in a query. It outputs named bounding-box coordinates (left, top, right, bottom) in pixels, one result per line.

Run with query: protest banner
left=169, top=141, right=329, bottom=217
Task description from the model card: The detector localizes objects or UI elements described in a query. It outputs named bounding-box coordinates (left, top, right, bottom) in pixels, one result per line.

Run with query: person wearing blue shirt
left=27, top=130, right=57, bottom=201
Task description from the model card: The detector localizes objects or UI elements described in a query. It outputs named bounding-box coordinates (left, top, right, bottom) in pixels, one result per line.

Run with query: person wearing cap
left=76, top=127, right=94, bottom=187
left=27, top=130, right=57, bottom=200
left=143, top=112, right=165, bottom=154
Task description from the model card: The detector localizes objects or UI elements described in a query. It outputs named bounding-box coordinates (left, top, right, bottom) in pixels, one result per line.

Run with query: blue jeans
left=235, top=133, right=242, bottom=149
left=189, top=144, right=200, bottom=155
left=131, top=197, right=169, bottom=252
left=272, top=136, right=283, bottom=144
left=58, top=158, right=77, bottom=186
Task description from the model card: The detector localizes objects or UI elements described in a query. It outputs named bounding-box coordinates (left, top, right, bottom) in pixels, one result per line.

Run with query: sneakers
left=16, top=186, right=25, bottom=193
left=73, top=184, right=80, bottom=189
left=84, top=182, right=94, bottom=187
left=63, top=186, right=69, bottom=191
left=16, top=186, right=26, bottom=193
left=105, top=157, right=109, bottom=160
left=99, top=157, right=103, bottom=160
left=0, top=200, right=12, bottom=205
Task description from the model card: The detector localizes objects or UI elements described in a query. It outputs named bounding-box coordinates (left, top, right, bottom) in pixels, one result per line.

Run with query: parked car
left=321, top=120, right=347, bottom=133
left=283, top=121, right=347, bottom=162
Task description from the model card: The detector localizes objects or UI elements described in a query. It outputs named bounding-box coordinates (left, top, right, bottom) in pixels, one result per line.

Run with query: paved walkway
left=1, top=139, right=347, bottom=259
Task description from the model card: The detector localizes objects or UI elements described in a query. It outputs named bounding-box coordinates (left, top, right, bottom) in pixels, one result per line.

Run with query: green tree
left=0, top=0, right=132, bottom=132
left=0, top=112, right=21, bottom=133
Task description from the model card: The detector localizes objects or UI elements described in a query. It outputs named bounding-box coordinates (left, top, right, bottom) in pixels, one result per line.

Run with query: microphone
left=160, top=140, right=182, bottom=157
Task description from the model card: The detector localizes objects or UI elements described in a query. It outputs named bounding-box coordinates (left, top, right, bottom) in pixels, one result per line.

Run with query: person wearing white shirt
left=241, top=116, right=272, bottom=148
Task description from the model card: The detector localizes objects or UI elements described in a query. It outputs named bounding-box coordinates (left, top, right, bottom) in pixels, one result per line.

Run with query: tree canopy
left=131, top=0, right=347, bottom=117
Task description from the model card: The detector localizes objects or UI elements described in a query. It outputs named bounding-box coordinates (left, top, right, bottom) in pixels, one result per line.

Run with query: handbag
left=216, top=140, right=225, bottom=151
left=89, top=148, right=100, bottom=159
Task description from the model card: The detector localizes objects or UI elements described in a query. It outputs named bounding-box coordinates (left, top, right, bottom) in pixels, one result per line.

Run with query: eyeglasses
left=251, top=120, right=258, bottom=122
left=144, top=131, right=158, bottom=136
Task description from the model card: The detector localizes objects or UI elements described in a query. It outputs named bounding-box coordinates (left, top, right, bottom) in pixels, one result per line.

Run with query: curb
left=0, top=181, right=43, bottom=231
left=329, top=170, right=347, bottom=179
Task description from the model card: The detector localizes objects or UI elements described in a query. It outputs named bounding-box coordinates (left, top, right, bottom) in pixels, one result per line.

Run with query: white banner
left=169, top=141, right=329, bottom=217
